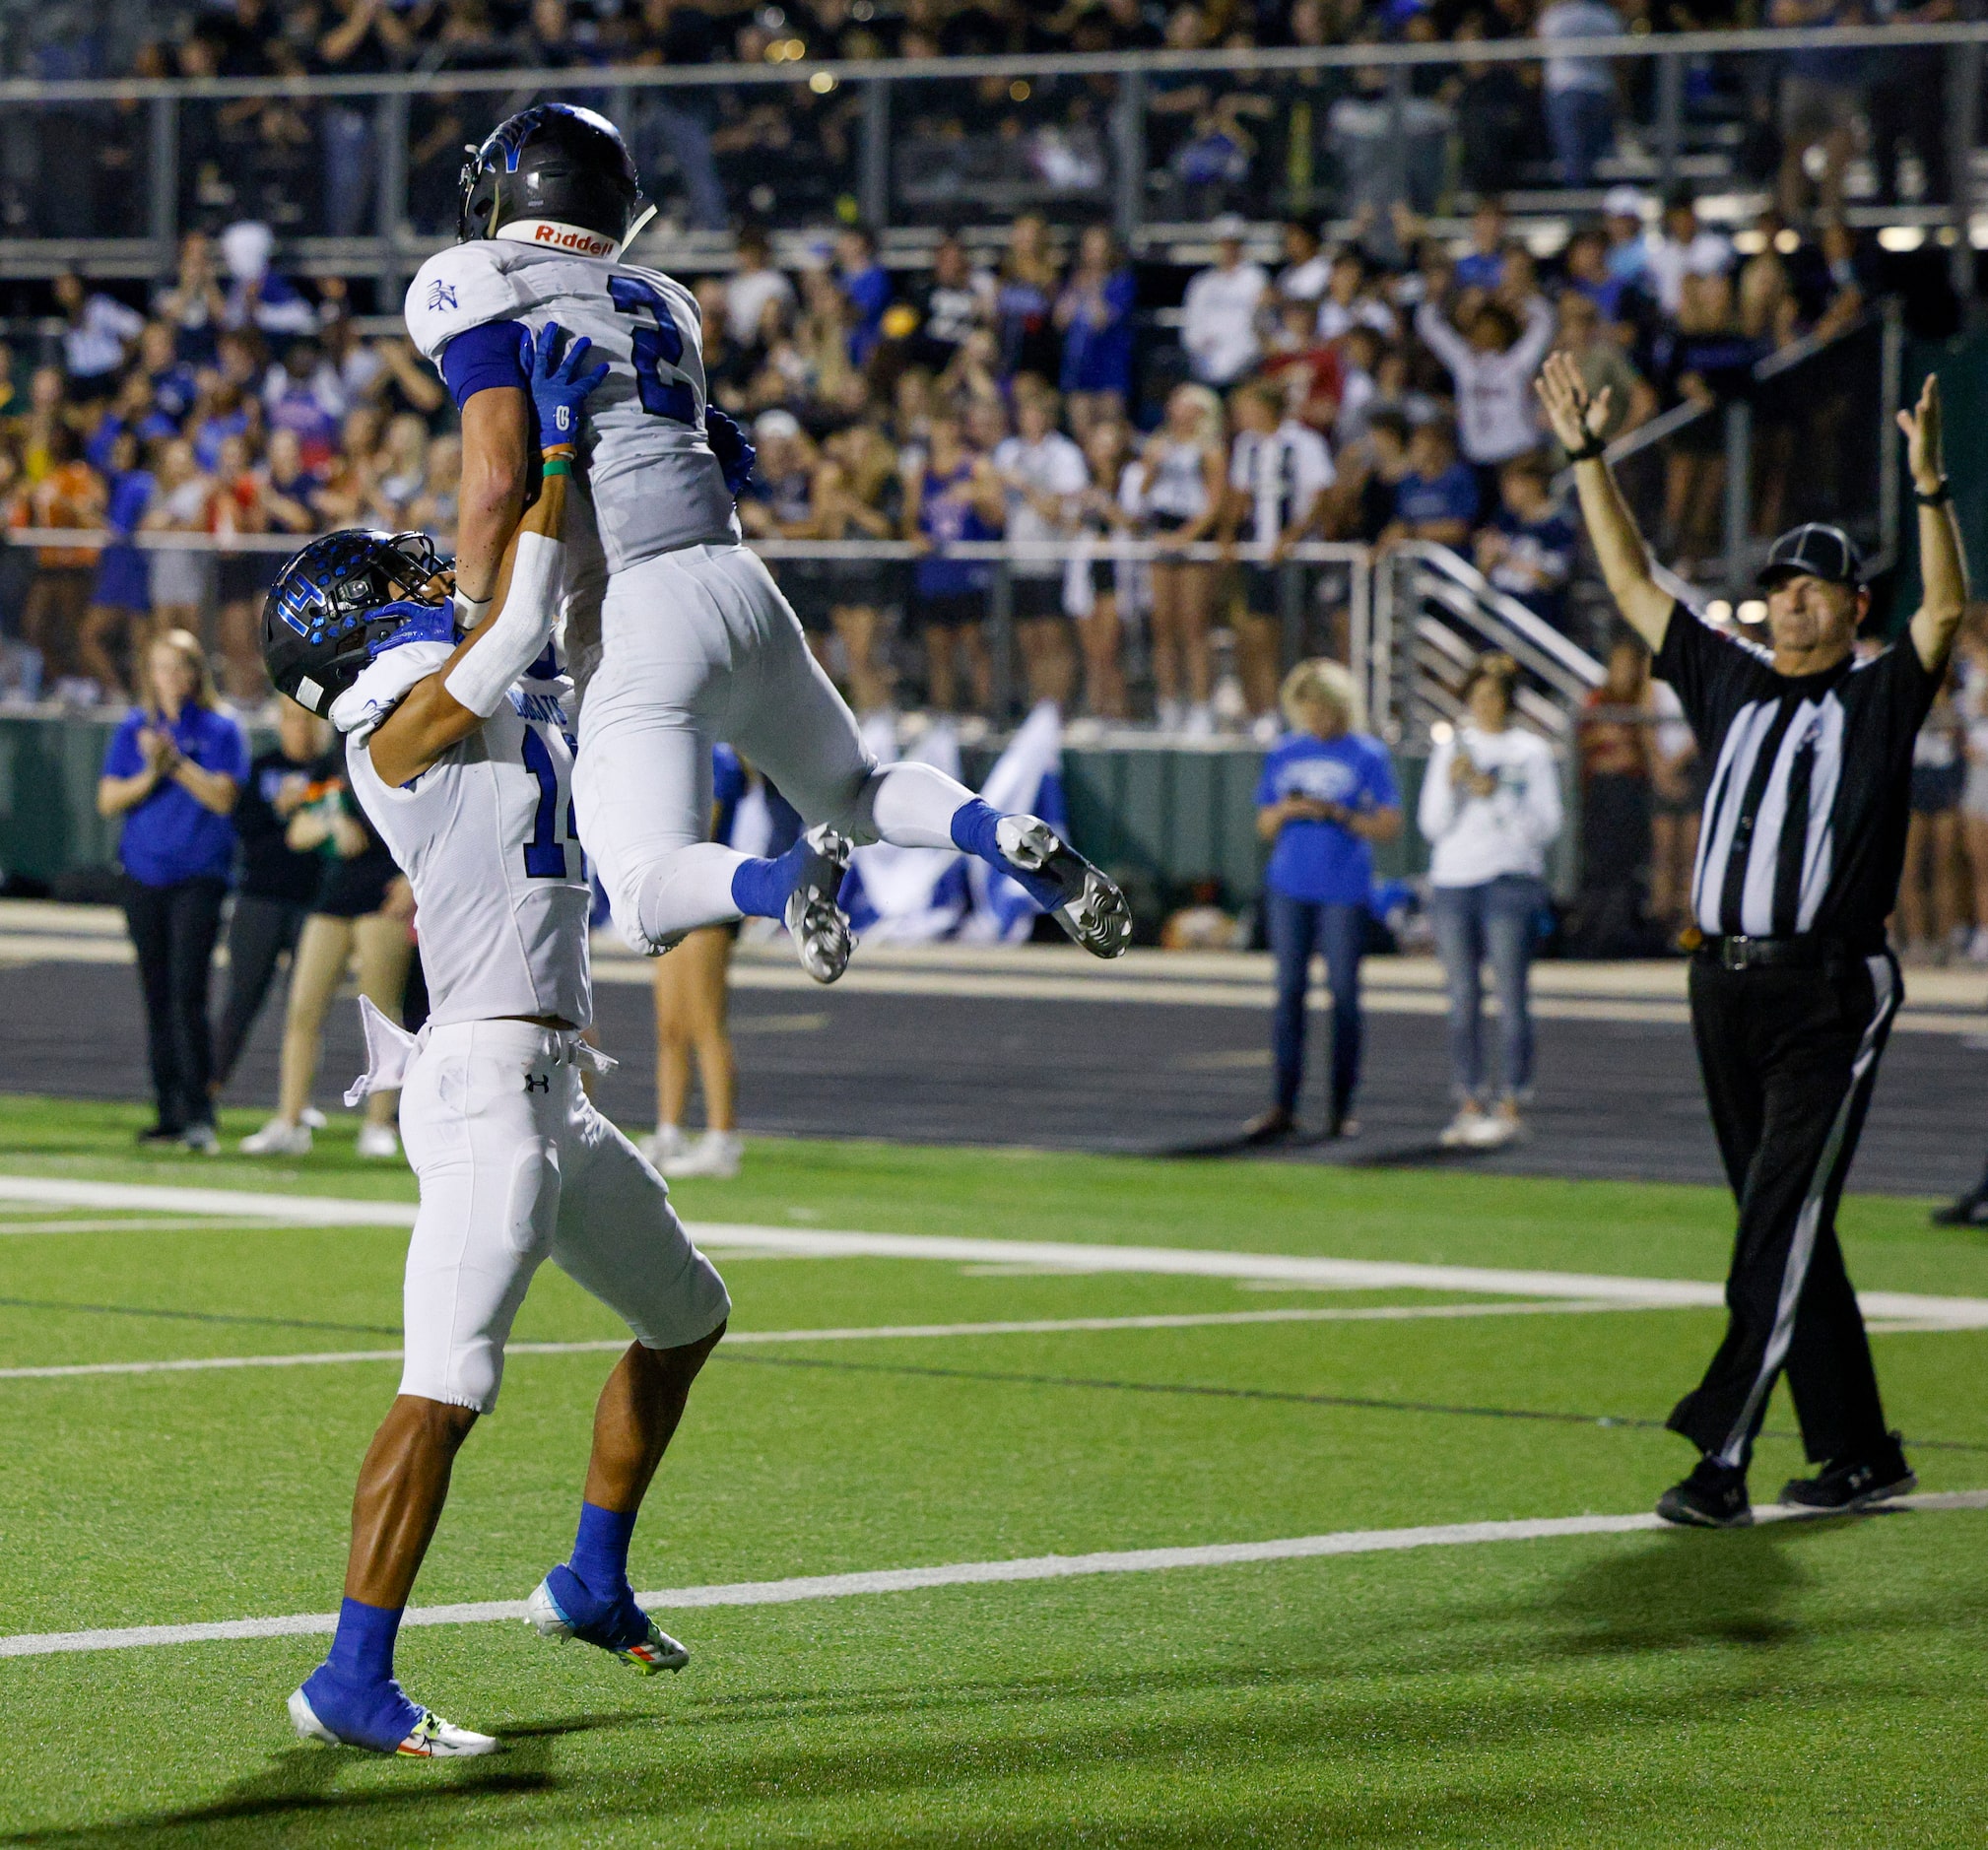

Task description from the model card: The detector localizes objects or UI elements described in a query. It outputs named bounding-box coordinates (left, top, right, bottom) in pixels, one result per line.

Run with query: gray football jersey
left=343, top=638, right=593, bottom=1030
left=406, top=237, right=741, bottom=574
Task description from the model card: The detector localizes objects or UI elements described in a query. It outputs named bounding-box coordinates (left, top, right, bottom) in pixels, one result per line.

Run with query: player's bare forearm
left=368, top=471, right=571, bottom=789
left=1903, top=376, right=1968, bottom=673
left=455, top=386, right=532, bottom=603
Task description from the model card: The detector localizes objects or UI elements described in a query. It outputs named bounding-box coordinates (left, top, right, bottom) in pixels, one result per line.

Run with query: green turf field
left=2, top=1094, right=1986, bottom=1847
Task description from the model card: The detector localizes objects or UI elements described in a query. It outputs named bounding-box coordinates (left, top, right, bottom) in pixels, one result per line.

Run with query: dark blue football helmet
left=260, top=529, right=456, bottom=716
left=457, top=103, right=645, bottom=248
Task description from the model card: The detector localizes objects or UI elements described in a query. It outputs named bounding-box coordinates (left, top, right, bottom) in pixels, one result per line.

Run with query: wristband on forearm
left=441, top=527, right=566, bottom=717
left=542, top=441, right=575, bottom=481
left=1915, top=479, right=1953, bottom=507
left=1564, top=433, right=1609, bottom=463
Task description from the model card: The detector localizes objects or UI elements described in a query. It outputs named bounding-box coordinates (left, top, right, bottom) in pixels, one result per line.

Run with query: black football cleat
left=1779, top=1433, right=1916, bottom=1514
left=1656, top=1456, right=1753, bottom=1528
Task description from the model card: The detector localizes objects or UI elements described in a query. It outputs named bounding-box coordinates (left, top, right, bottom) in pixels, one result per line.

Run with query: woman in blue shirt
left=1250, top=659, right=1401, bottom=1143
left=1055, top=226, right=1137, bottom=430
left=97, top=628, right=248, bottom=1151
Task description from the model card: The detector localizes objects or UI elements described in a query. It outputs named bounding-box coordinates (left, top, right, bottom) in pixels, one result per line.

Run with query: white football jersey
left=405, top=236, right=741, bottom=574
left=342, top=638, right=593, bottom=1030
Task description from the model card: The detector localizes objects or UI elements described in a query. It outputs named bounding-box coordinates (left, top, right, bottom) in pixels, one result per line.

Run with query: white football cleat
left=784, top=826, right=854, bottom=985
left=240, top=1118, right=311, bottom=1156
left=666, top=1130, right=743, bottom=1179
left=527, top=1575, right=691, bottom=1675
left=994, top=816, right=1132, bottom=959
left=299, top=1105, right=328, bottom=1130
left=638, top=1123, right=691, bottom=1169
left=356, top=1123, right=401, bottom=1160
left=287, top=1687, right=498, bottom=1758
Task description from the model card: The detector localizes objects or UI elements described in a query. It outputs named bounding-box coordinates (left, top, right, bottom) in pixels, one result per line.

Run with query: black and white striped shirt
left=1654, top=603, right=1937, bottom=949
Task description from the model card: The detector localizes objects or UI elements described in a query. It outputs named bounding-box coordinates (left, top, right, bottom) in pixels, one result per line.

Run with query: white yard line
left=3, top=1175, right=1986, bottom=1328
left=6, top=1488, right=1984, bottom=1662
left=0, top=1298, right=1668, bottom=1383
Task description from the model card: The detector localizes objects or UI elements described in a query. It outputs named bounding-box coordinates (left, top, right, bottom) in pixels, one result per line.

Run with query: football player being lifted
left=397, top=102, right=1130, bottom=975
left=266, top=327, right=729, bottom=1757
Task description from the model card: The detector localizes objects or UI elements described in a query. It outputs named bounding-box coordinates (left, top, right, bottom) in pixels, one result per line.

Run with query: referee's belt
left=1693, top=933, right=1850, bottom=971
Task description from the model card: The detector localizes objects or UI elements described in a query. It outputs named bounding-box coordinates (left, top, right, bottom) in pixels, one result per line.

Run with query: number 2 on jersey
left=519, top=726, right=580, bottom=880
left=608, top=277, right=697, bottom=426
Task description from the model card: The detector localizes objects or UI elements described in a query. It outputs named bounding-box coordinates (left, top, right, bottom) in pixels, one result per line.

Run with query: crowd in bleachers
left=0, top=172, right=1878, bottom=729
left=9, top=0, right=1956, bottom=242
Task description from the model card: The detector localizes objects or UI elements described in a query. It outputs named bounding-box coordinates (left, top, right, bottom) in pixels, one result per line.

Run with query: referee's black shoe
left=1930, top=1185, right=1988, bottom=1227
left=1656, top=1456, right=1753, bottom=1528
left=1779, top=1433, right=1916, bottom=1514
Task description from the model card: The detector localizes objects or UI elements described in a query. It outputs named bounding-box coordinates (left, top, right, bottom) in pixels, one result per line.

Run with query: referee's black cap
left=1757, top=523, right=1865, bottom=589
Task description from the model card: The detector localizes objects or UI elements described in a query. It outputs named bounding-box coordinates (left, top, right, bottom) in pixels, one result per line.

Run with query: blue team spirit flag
left=962, top=701, right=1067, bottom=944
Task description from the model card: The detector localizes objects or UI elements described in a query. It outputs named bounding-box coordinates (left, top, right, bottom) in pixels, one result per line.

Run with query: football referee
left=1536, top=355, right=1968, bottom=1528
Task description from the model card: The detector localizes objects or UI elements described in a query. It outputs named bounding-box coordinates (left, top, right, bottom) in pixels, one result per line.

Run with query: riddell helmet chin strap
left=491, top=203, right=657, bottom=264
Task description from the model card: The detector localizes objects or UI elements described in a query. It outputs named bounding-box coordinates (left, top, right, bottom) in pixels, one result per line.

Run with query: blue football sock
left=568, top=1500, right=638, bottom=1601
left=951, top=798, right=1062, bottom=910
left=324, top=1596, right=402, bottom=1686
left=730, top=836, right=813, bottom=919
left=949, top=798, right=1005, bottom=865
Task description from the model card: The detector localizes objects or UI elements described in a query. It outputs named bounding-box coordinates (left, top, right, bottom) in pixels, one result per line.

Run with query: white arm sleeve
left=1418, top=739, right=1459, bottom=840
left=442, top=527, right=567, bottom=717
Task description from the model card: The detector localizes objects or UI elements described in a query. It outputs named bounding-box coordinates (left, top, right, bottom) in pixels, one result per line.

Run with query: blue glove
left=528, top=321, right=610, bottom=450
left=705, top=404, right=757, bottom=497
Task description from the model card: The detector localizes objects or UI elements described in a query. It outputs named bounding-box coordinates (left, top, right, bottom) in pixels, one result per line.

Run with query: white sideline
left=0, top=1298, right=1666, bottom=1383
left=6, top=1489, right=1984, bottom=1662
left=4, top=1175, right=1988, bottom=1328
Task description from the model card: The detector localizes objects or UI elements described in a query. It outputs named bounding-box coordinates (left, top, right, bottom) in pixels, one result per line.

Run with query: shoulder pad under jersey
left=331, top=639, right=456, bottom=741
left=405, top=244, right=531, bottom=364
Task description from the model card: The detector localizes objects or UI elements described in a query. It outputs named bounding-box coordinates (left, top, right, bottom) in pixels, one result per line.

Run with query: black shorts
left=218, top=550, right=281, bottom=607
left=777, top=561, right=836, bottom=634
left=1012, top=575, right=1065, bottom=622
left=917, top=589, right=986, bottom=630
left=1238, top=562, right=1282, bottom=618
left=1911, top=762, right=1963, bottom=815
left=314, top=848, right=399, bottom=920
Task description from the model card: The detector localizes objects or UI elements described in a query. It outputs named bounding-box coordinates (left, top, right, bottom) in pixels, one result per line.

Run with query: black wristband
left=1915, top=480, right=1953, bottom=507
left=1565, top=435, right=1608, bottom=463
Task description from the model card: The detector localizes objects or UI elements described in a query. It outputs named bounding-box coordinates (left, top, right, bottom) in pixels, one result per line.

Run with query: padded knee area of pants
left=630, top=843, right=755, bottom=953
left=867, top=760, right=977, bottom=850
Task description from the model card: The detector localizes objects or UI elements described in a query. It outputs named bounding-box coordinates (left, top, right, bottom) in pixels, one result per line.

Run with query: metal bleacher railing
left=1, top=24, right=1985, bottom=287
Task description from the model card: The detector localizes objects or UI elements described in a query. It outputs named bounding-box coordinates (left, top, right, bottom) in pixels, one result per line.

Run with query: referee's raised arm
left=1901, top=375, right=1968, bottom=674
left=1533, top=352, right=1675, bottom=652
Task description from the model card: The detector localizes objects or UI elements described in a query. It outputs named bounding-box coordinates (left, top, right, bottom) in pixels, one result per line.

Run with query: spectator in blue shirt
left=1475, top=453, right=1579, bottom=635
left=77, top=428, right=153, bottom=697
left=97, top=629, right=248, bottom=1151
left=835, top=224, right=893, bottom=367
left=1249, top=659, right=1402, bottom=1143
left=1055, top=226, right=1137, bottom=433
left=1385, top=418, right=1481, bottom=549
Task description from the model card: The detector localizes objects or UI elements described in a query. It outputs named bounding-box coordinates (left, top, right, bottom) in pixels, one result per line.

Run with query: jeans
left=1544, top=86, right=1614, bottom=188
left=1267, top=891, right=1366, bottom=1122
left=322, top=106, right=374, bottom=238
left=1428, top=875, right=1545, bottom=1103
left=212, top=892, right=307, bottom=1087
left=637, top=99, right=728, bottom=232
left=124, top=874, right=228, bottom=1132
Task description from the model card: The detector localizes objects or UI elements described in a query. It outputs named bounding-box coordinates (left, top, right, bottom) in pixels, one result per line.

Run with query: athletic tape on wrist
left=442, top=527, right=565, bottom=716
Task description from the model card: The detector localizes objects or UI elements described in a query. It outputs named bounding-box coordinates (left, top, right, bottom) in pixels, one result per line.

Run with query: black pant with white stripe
left=1669, top=950, right=1900, bottom=1472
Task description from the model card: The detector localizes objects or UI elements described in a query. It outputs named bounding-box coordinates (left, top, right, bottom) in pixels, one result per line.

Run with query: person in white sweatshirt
left=1417, top=653, right=1564, bottom=1148
left=1414, top=293, right=1557, bottom=470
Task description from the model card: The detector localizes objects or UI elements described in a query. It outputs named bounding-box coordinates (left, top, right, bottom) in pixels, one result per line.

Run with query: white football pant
left=397, top=1019, right=731, bottom=1413
left=572, top=542, right=971, bottom=955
